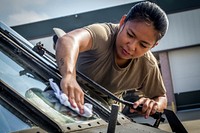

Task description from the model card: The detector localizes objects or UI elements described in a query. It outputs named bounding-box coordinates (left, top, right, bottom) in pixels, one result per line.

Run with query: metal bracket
left=107, top=104, right=119, bottom=133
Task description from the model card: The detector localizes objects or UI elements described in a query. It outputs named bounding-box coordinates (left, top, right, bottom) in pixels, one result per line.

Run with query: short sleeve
left=140, top=65, right=166, bottom=98
left=83, top=23, right=112, bottom=51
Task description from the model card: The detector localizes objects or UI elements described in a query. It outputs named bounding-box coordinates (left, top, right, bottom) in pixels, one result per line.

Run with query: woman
left=55, top=1, right=169, bottom=118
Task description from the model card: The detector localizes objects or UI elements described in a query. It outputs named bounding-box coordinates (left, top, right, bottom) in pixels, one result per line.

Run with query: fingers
left=133, top=97, right=158, bottom=119
left=60, top=77, right=85, bottom=114
left=68, top=91, right=76, bottom=107
left=75, top=90, right=84, bottom=114
left=151, top=103, right=158, bottom=115
left=133, top=97, right=145, bottom=109
left=67, top=85, right=84, bottom=113
left=144, top=100, right=155, bottom=118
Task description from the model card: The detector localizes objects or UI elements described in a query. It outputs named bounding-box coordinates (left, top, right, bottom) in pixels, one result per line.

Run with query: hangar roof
left=11, top=0, right=200, bottom=40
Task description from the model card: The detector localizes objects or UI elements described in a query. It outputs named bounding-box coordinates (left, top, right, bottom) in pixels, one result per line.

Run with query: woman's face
left=115, top=17, right=158, bottom=66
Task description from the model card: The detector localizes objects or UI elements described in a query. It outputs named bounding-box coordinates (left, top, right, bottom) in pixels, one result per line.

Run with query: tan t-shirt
left=77, top=23, right=166, bottom=99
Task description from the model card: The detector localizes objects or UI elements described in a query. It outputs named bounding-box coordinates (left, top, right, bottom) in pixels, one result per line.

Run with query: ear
left=119, top=15, right=127, bottom=27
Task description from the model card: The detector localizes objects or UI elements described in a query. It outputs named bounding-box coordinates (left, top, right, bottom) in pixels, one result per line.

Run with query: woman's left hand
left=130, top=97, right=159, bottom=119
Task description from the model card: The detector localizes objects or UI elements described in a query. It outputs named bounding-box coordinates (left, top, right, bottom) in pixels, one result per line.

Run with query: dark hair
left=124, top=1, right=169, bottom=40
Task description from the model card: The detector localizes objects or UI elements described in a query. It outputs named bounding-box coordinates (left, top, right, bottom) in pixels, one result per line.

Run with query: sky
left=0, top=0, right=141, bottom=26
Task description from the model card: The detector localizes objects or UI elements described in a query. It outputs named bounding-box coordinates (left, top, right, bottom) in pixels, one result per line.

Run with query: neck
left=115, top=56, right=132, bottom=68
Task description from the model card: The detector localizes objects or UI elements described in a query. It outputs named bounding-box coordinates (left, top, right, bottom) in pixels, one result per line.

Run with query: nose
left=128, top=40, right=138, bottom=52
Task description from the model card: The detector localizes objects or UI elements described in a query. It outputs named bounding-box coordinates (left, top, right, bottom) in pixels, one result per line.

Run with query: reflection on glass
left=0, top=45, right=98, bottom=125
left=0, top=50, right=46, bottom=96
left=25, top=88, right=97, bottom=124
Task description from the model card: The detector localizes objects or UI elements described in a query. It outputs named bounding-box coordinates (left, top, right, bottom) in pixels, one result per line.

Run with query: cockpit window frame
left=0, top=24, right=110, bottom=132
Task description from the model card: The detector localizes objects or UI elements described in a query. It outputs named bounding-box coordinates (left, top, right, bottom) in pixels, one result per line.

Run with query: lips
left=121, top=48, right=130, bottom=57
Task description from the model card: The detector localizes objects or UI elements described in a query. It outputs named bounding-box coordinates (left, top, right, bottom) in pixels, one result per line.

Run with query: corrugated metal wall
left=152, top=9, right=200, bottom=52
left=152, top=8, right=200, bottom=110
left=168, top=46, right=200, bottom=93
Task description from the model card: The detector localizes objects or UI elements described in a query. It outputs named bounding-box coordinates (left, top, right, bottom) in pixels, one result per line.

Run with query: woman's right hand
left=60, top=74, right=85, bottom=114
left=55, top=28, right=93, bottom=114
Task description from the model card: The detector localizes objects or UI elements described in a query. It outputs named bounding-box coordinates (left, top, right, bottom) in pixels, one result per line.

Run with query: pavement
left=132, top=108, right=200, bottom=133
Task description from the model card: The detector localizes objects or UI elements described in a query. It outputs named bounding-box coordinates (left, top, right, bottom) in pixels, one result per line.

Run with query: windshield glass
left=0, top=50, right=46, bottom=96
left=0, top=104, right=31, bottom=133
left=0, top=38, right=98, bottom=129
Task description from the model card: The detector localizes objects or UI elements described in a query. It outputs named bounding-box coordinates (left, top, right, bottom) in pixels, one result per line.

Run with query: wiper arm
left=76, top=70, right=163, bottom=120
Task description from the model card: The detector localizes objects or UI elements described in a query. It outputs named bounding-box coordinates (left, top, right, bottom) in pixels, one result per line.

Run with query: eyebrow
left=129, top=29, right=152, bottom=46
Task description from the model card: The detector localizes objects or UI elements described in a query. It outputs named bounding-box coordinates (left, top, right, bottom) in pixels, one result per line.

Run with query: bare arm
left=55, top=28, right=92, bottom=112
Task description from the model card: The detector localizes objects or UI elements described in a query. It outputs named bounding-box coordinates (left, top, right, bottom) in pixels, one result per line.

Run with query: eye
left=140, top=43, right=147, bottom=48
left=127, top=32, right=132, bottom=37
left=127, top=32, right=134, bottom=38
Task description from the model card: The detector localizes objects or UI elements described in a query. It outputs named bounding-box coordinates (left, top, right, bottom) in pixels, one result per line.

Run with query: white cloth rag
left=49, top=79, right=93, bottom=118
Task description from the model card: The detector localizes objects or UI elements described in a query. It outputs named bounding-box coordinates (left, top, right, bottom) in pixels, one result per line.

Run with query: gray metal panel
left=152, top=9, right=200, bottom=52
left=153, top=0, right=200, bottom=14
left=73, top=122, right=171, bottom=133
left=11, top=0, right=200, bottom=40
left=168, top=46, right=200, bottom=93
left=11, top=3, right=137, bottom=40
